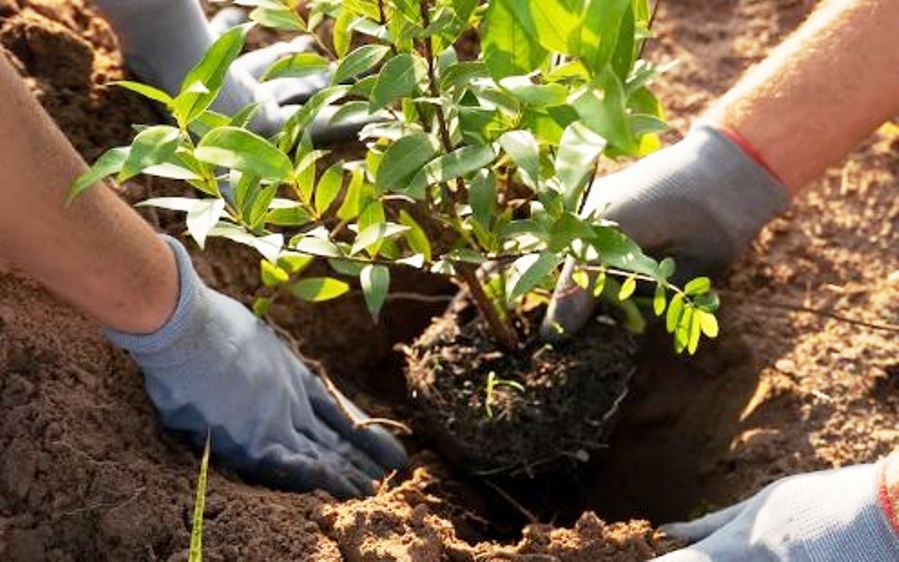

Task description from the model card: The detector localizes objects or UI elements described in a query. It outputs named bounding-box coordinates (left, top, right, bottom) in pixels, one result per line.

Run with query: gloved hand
left=541, top=124, right=791, bottom=339
left=105, top=236, right=407, bottom=499
left=653, top=458, right=899, bottom=561
left=95, top=0, right=362, bottom=140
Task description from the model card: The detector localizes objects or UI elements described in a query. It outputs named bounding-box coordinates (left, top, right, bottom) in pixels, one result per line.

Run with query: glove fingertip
left=540, top=286, right=596, bottom=342
left=361, top=427, right=408, bottom=472
left=208, top=7, right=248, bottom=37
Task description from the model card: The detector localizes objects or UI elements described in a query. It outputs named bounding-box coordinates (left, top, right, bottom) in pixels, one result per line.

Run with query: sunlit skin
left=0, top=53, right=178, bottom=334
left=704, top=0, right=899, bottom=196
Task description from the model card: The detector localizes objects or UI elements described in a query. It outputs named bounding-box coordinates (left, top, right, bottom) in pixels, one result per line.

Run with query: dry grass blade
left=189, top=433, right=211, bottom=562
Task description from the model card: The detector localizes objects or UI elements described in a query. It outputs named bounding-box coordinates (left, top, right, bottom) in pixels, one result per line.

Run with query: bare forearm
left=0, top=52, right=177, bottom=333
left=705, top=0, right=899, bottom=195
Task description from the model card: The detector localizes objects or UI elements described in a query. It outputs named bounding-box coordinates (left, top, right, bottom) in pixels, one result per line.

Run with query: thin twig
left=270, top=322, right=413, bottom=435
left=482, top=480, right=539, bottom=524
left=720, top=289, right=899, bottom=335
left=385, top=291, right=454, bottom=303
left=637, top=0, right=663, bottom=59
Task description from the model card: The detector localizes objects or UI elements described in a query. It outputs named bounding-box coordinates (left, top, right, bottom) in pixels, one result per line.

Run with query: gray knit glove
left=542, top=124, right=790, bottom=339
left=105, top=237, right=406, bottom=499
left=653, top=461, right=899, bottom=561
left=95, top=1, right=365, bottom=141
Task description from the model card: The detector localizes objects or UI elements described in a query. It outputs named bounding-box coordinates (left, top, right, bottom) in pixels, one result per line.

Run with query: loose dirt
left=1, top=0, right=898, bottom=560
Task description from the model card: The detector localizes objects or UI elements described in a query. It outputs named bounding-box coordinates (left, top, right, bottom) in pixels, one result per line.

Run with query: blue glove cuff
left=104, top=235, right=203, bottom=357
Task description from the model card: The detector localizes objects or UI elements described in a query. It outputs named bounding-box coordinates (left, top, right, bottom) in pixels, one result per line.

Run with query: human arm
left=543, top=0, right=899, bottom=338
left=0, top=51, right=405, bottom=497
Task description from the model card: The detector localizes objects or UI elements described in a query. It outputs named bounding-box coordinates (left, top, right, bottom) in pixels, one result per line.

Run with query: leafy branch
left=71, top=0, right=718, bottom=355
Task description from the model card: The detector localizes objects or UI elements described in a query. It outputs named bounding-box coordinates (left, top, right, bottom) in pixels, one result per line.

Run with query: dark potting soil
left=406, top=296, right=638, bottom=476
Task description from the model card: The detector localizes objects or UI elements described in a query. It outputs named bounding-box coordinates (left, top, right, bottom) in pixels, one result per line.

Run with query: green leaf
left=666, top=293, right=684, bottom=333
left=375, top=133, right=441, bottom=192
left=266, top=200, right=313, bottom=226
left=333, top=44, right=391, bottom=84
left=579, top=0, right=630, bottom=74
left=653, top=284, right=666, bottom=316
left=196, top=127, right=293, bottom=181
left=499, top=76, right=567, bottom=107
left=188, top=436, right=210, bottom=562
left=592, top=270, right=607, bottom=297
left=498, top=130, right=540, bottom=190
left=549, top=212, right=596, bottom=251
left=140, top=162, right=201, bottom=181
left=675, top=305, right=693, bottom=354
left=253, top=297, right=274, bottom=317
left=659, top=257, right=676, bottom=279
left=248, top=184, right=279, bottom=228
left=188, top=109, right=230, bottom=138
left=332, top=8, right=354, bottom=58
left=694, top=291, right=721, bottom=313
left=618, top=275, right=637, bottom=300
left=407, top=144, right=497, bottom=199
left=249, top=5, right=306, bottom=30
left=570, top=69, right=635, bottom=153
left=208, top=224, right=284, bottom=262
left=590, top=226, right=658, bottom=277
left=357, top=200, right=387, bottom=255
left=261, top=260, right=290, bottom=287
left=508, top=252, right=562, bottom=303
left=186, top=199, right=226, bottom=249
left=330, top=101, right=371, bottom=125
left=572, top=269, right=590, bottom=290
left=342, top=0, right=381, bottom=19
left=336, top=168, right=367, bottom=221
left=291, top=277, right=350, bottom=302
left=398, top=210, right=432, bottom=262
left=174, top=24, right=251, bottom=127
left=351, top=223, right=410, bottom=255
left=315, top=163, right=344, bottom=216
left=293, top=236, right=342, bottom=258
left=360, top=264, right=390, bottom=321
left=119, top=125, right=182, bottom=182
left=370, top=54, right=420, bottom=111
left=481, top=0, right=547, bottom=79
left=469, top=169, right=497, bottom=228
left=262, top=52, right=330, bottom=81
left=136, top=197, right=202, bottom=213
left=557, top=121, right=607, bottom=210
left=112, top=80, right=173, bottom=106
left=697, top=309, right=720, bottom=338
left=439, top=61, right=489, bottom=96
left=278, top=252, right=314, bottom=275
left=527, top=0, right=581, bottom=53
left=685, top=277, right=712, bottom=296
left=688, top=307, right=702, bottom=354
left=280, top=86, right=349, bottom=150
left=68, top=146, right=129, bottom=201
left=327, top=258, right=366, bottom=277
left=610, top=4, right=636, bottom=81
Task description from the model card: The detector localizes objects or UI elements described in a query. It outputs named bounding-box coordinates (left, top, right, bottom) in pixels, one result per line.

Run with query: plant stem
left=414, top=1, right=518, bottom=349
left=418, top=3, right=453, bottom=150
left=460, top=265, right=518, bottom=350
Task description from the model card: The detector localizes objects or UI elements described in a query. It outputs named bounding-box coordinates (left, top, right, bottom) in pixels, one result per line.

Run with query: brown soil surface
left=405, top=296, right=637, bottom=475
left=1, top=0, right=898, bottom=560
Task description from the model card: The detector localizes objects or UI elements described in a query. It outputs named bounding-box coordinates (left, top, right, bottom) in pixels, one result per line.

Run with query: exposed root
left=269, top=321, right=413, bottom=435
